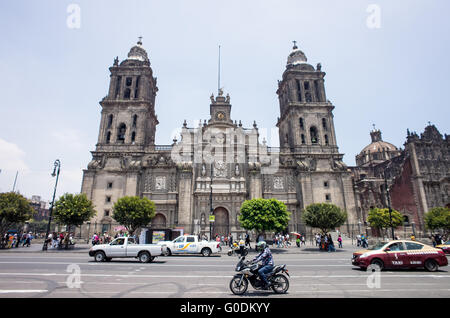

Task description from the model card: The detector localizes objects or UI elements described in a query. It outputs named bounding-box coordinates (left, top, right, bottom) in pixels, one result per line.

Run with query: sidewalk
left=0, top=243, right=91, bottom=254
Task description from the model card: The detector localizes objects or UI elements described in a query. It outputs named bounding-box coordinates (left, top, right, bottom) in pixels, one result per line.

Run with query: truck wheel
left=201, top=248, right=212, bottom=257
left=424, top=259, right=438, bottom=272
left=139, top=252, right=151, bottom=263
left=94, top=251, right=106, bottom=262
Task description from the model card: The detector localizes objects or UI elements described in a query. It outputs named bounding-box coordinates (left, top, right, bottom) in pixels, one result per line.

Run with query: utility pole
left=384, top=166, right=395, bottom=240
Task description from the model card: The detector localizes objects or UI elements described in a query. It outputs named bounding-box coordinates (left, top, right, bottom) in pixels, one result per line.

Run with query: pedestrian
left=337, top=234, right=343, bottom=248
left=301, top=234, right=306, bottom=246
left=285, top=233, right=290, bottom=248
left=229, top=234, right=233, bottom=247
left=245, top=233, right=251, bottom=250
left=296, top=235, right=300, bottom=247
left=327, top=234, right=335, bottom=252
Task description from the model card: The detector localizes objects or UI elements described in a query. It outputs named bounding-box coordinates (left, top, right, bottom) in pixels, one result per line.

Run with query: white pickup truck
left=157, top=235, right=221, bottom=256
left=89, top=236, right=167, bottom=263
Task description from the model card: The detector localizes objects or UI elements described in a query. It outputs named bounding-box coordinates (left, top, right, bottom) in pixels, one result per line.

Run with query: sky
left=0, top=0, right=449, bottom=203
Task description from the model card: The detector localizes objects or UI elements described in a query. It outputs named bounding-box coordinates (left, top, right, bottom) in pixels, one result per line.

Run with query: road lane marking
left=0, top=290, right=48, bottom=293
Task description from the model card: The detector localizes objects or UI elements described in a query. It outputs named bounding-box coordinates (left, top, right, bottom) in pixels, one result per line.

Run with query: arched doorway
left=213, top=207, right=229, bottom=237
left=152, top=213, right=167, bottom=228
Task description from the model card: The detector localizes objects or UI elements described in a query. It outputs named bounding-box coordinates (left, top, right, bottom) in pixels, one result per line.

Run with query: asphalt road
left=0, top=247, right=449, bottom=298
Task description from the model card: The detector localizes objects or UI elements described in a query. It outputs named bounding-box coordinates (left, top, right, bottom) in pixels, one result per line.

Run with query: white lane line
left=0, top=261, right=351, bottom=267
left=0, top=290, right=48, bottom=293
left=294, top=289, right=450, bottom=293
left=0, top=273, right=449, bottom=279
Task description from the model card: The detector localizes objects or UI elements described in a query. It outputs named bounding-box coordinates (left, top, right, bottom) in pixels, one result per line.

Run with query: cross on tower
left=292, top=40, right=298, bottom=49
left=372, top=124, right=376, bottom=131
left=138, top=36, right=143, bottom=44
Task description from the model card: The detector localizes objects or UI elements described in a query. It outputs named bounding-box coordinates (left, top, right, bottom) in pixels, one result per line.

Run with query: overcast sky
left=0, top=0, right=449, bottom=202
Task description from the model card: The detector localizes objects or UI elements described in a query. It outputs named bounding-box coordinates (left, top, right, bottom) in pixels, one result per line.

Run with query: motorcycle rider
left=252, top=241, right=274, bottom=289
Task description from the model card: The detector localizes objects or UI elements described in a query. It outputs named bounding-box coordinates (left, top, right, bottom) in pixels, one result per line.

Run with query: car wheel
left=370, top=259, right=384, bottom=271
left=94, top=251, right=106, bottom=262
left=166, top=248, right=172, bottom=256
left=424, top=259, right=438, bottom=272
left=139, top=252, right=151, bottom=263
left=201, top=248, right=212, bottom=257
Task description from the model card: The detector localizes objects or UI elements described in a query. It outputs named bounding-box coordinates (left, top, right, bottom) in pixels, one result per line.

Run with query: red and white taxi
left=436, top=241, right=450, bottom=255
left=352, top=240, right=448, bottom=272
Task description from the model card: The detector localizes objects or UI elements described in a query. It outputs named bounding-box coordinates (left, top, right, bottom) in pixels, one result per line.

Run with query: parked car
left=157, top=235, right=221, bottom=256
left=89, top=236, right=167, bottom=263
left=352, top=240, right=448, bottom=272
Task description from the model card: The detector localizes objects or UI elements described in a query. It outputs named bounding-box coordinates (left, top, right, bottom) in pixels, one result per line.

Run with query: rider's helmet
left=256, top=241, right=267, bottom=251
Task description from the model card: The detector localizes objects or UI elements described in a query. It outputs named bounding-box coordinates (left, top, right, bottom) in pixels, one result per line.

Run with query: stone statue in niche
left=235, top=164, right=240, bottom=176
left=273, top=177, right=284, bottom=190
left=201, top=164, right=206, bottom=177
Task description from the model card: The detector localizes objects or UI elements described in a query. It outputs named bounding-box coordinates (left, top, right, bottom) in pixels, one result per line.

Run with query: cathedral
left=81, top=40, right=358, bottom=238
left=81, top=40, right=448, bottom=238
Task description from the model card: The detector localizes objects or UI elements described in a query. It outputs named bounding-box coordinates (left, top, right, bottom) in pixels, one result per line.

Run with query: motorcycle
left=229, top=256, right=290, bottom=295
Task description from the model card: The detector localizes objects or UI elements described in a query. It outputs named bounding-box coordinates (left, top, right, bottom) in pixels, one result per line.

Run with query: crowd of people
left=46, top=232, right=76, bottom=249
left=315, top=233, right=342, bottom=252
left=1, top=232, right=35, bottom=249
left=431, top=233, right=447, bottom=247
left=356, top=234, right=369, bottom=248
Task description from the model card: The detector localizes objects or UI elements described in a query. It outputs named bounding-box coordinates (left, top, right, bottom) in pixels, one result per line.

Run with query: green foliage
left=424, top=207, right=450, bottom=232
left=54, top=193, right=96, bottom=228
left=0, top=192, right=34, bottom=236
left=112, top=196, right=156, bottom=235
left=368, top=208, right=403, bottom=230
left=239, top=198, right=290, bottom=234
left=302, top=203, right=347, bottom=234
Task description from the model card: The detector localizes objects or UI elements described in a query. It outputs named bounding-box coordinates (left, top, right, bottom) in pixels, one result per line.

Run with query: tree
left=302, top=203, right=347, bottom=234
left=0, top=192, right=34, bottom=239
left=238, top=198, right=290, bottom=236
left=424, top=207, right=450, bottom=234
left=112, top=196, right=156, bottom=236
left=367, top=208, right=403, bottom=235
left=54, top=193, right=96, bottom=232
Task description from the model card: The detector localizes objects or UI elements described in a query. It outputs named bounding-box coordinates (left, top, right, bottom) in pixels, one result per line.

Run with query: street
left=0, top=245, right=449, bottom=298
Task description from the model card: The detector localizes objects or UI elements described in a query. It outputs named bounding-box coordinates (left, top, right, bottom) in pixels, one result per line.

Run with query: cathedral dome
left=287, top=43, right=307, bottom=66
left=356, top=128, right=400, bottom=166
left=127, top=39, right=149, bottom=62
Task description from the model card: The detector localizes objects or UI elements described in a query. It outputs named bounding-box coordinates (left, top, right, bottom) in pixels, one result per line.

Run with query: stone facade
left=351, top=125, right=450, bottom=232
left=81, top=41, right=361, bottom=237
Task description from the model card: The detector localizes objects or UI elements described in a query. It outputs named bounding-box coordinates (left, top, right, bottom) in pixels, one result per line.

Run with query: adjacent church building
left=81, top=40, right=449, bottom=238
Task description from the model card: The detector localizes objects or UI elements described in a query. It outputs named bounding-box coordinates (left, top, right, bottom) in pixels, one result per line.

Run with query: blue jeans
left=258, top=264, right=274, bottom=285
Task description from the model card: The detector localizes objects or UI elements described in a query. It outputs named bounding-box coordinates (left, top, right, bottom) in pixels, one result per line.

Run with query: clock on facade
left=215, top=112, right=226, bottom=120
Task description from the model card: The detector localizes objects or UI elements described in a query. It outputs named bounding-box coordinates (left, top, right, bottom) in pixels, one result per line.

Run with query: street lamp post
left=86, top=221, right=91, bottom=243
left=42, top=159, right=61, bottom=251
left=209, top=162, right=213, bottom=240
left=384, top=166, right=395, bottom=240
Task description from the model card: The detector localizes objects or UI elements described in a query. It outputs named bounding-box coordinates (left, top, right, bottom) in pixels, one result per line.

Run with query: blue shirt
left=253, top=247, right=274, bottom=266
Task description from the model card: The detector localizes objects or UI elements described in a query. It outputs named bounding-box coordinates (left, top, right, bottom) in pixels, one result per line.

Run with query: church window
left=134, top=76, right=140, bottom=99
left=107, top=182, right=113, bottom=189
left=296, top=80, right=302, bottom=102
left=117, top=123, right=126, bottom=143
left=299, top=117, right=304, bottom=130
left=131, top=131, right=136, bottom=143
left=325, top=194, right=331, bottom=202
left=324, top=181, right=329, bottom=188
left=107, top=114, right=113, bottom=128
left=322, top=118, right=327, bottom=130
left=132, top=114, right=138, bottom=127
left=310, top=126, right=319, bottom=144
left=325, top=134, right=329, bottom=145
left=305, top=92, right=312, bottom=102
left=115, top=76, right=121, bottom=98
left=126, top=77, right=132, bottom=86
left=105, top=196, right=111, bottom=203
left=124, top=88, right=131, bottom=99
left=106, top=131, right=111, bottom=144
left=301, top=134, right=305, bottom=144
left=104, top=210, right=110, bottom=217
left=304, top=81, right=310, bottom=90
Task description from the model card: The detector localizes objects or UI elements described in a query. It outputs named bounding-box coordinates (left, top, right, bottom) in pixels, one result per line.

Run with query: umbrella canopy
left=290, top=232, right=301, bottom=236
left=114, top=225, right=127, bottom=232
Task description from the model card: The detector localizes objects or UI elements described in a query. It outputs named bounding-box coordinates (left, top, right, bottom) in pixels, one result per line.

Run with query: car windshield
left=367, top=242, right=388, bottom=250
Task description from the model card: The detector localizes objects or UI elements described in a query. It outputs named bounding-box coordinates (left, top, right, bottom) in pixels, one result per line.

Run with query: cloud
left=0, top=138, right=29, bottom=172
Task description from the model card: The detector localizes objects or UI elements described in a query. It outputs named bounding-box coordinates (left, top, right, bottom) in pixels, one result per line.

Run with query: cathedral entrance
left=151, top=213, right=167, bottom=228
left=213, top=207, right=229, bottom=237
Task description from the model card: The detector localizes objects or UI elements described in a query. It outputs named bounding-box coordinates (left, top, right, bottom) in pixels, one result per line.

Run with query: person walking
left=301, top=234, right=306, bottom=246
left=337, top=234, right=343, bottom=248
left=245, top=233, right=251, bottom=250
left=328, top=234, right=336, bottom=252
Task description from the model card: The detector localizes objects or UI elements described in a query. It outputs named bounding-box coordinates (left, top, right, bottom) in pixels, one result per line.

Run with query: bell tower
left=276, top=42, right=338, bottom=154
left=96, top=39, right=159, bottom=151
